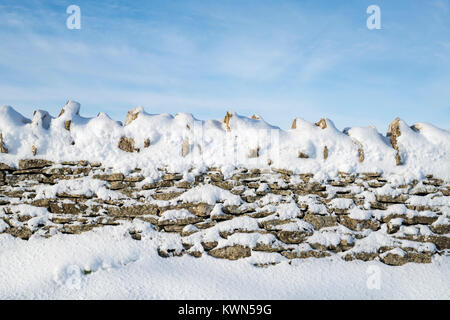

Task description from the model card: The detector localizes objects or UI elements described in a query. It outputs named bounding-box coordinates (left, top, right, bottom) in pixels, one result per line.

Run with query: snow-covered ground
left=0, top=222, right=448, bottom=300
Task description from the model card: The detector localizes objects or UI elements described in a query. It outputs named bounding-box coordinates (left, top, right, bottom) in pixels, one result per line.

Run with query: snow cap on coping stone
left=31, top=110, right=52, bottom=130
left=58, top=100, right=81, bottom=119
left=0, top=105, right=31, bottom=128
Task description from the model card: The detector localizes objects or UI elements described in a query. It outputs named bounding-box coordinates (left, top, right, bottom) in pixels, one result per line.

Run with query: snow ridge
left=1, top=101, right=449, bottom=181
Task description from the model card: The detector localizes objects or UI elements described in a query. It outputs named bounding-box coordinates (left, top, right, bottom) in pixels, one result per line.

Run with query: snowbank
left=0, top=224, right=448, bottom=299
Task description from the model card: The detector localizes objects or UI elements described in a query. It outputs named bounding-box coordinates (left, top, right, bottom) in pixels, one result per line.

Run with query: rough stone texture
left=0, top=159, right=448, bottom=266
left=181, top=138, right=190, bottom=157
left=209, top=245, right=251, bottom=260
left=315, top=118, right=327, bottom=129
left=298, top=151, right=309, bottom=159
left=291, top=119, right=297, bottom=129
left=118, top=136, right=136, bottom=153
left=125, top=107, right=141, bottom=126
left=64, top=120, right=71, bottom=131
left=223, top=112, right=233, bottom=131
left=248, top=147, right=260, bottom=159
left=0, top=133, right=8, bottom=154
left=19, top=159, right=53, bottom=170
left=387, top=118, right=403, bottom=165
left=323, top=146, right=328, bottom=160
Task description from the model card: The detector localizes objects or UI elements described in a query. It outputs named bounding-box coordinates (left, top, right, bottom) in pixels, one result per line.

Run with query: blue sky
left=0, top=0, right=449, bottom=131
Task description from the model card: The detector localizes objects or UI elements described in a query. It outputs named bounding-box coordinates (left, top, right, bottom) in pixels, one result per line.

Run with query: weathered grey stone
left=343, top=252, right=378, bottom=262
left=152, top=191, right=184, bottom=201
left=176, top=203, right=213, bottom=217
left=118, top=136, right=136, bottom=153
left=5, top=227, right=32, bottom=240
left=209, top=245, right=251, bottom=260
left=303, top=214, right=338, bottom=230
left=49, top=203, right=88, bottom=214
left=181, top=138, right=190, bottom=157
left=258, top=219, right=292, bottom=231
left=0, top=133, right=8, bottom=154
left=19, top=159, right=53, bottom=170
left=201, top=241, right=218, bottom=251
left=162, top=225, right=185, bottom=232
left=176, top=181, right=192, bottom=188
left=248, top=147, right=260, bottom=158
left=0, top=163, right=14, bottom=171
left=430, top=224, right=450, bottom=235
left=376, top=194, right=408, bottom=204
left=124, top=175, right=145, bottom=182
left=142, top=181, right=173, bottom=189
left=157, top=247, right=184, bottom=258
left=158, top=216, right=203, bottom=226
left=93, top=173, right=124, bottom=181
left=108, top=181, right=127, bottom=190
left=277, top=230, right=312, bottom=244
left=339, top=216, right=380, bottom=231
left=162, top=173, right=183, bottom=181
left=107, top=204, right=162, bottom=217
left=281, top=249, right=331, bottom=259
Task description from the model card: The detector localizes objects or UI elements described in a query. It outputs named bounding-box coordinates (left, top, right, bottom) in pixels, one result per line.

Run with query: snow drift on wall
left=0, top=101, right=449, bottom=181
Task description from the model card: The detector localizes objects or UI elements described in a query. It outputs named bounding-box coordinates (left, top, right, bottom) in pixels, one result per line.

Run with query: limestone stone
left=343, top=252, right=378, bottom=262
left=107, top=204, right=162, bottom=217
left=209, top=245, right=251, bottom=260
left=201, top=241, right=218, bottom=251
left=49, top=203, right=88, bottom=214
left=118, top=136, right=135, bottom=153
left=19, top=159, right=53, bottom=170
left=176, top=203, right=213, bottom=217
left=142, top=181, right=173, bottom=189
left=298, top=151, right=309, bottom=159
left=181, top=138, right=190, bottom=157
left=248, top=147, right=260, bottom=158
left=376, top=194, right=408, bottom=204
left=339, top=216, right=380, bottom=231
left=281, top=250, right=331, bottom=259
left=152, top=191, right=184, bottom=201
left=6, top=227, right=32, bottom=240
left=157, top=247, right=184, bottom=258
left=277, top=230, right=312, bottom=244
left=223, top=112, right=232, bottom=131
left=108, top=181, right=127, bottom=190
left=125, top=107, right=141, bottom=125
left=0, top=133, right=8, bottom=154
left=0, top=163, right=14, bottom=171
left=93, top=173, right=124, bottom=181
left=315, top=118, right=327, bottom=129
left=430, top=224, right=450, bottom=235
left=162, top=173, right=183, bottom=181
left=303, top=214, right=338, bottom=230
left=258, top=219, right=293, bottom=231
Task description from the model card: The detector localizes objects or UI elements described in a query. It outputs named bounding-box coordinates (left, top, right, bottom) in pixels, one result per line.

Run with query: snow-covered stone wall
left=1, top=159, right=448, bottom=266
left=1, top=101, right=450, bottom=181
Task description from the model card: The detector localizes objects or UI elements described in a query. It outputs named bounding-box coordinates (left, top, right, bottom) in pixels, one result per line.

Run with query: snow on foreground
left=0, top=223, right=448, bottom=300
left=1, top=101, right=450, bottom=181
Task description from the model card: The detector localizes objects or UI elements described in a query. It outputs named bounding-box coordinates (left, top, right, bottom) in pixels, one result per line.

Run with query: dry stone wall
left=0, top=159, right=449, bottom=267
